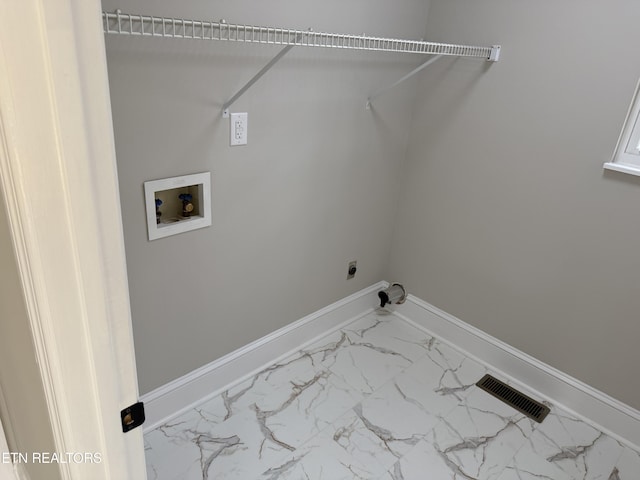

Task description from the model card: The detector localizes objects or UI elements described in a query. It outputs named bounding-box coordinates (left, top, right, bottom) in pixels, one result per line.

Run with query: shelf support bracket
left=489, top=45, right=501, bottom=62
left=222, top=44, right=296, bottom=117
left=366, top=54, right=443, bottom=109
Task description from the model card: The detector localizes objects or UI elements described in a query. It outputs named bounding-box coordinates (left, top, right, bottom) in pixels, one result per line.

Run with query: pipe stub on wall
left=378, top=283, right=406, bottom=308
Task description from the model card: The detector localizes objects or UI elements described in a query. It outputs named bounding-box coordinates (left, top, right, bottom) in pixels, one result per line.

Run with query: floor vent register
left=476, top=374, right=550, bottom=423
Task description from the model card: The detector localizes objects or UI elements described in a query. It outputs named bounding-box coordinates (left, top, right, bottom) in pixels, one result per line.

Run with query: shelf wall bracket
left=489, top=45, right=501, bottom=62
left=222, top=43, right=296, bottom=117
left=366, top=54, right=443, bottom=109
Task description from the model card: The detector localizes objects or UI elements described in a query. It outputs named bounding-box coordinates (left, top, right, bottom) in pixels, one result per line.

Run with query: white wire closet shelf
left=103, top=11, right=499, bottom=60
left=102, top=10, right=501, bottom=113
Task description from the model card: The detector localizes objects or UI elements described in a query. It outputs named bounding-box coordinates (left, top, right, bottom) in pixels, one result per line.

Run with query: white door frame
left=0, top=416, right=17, bottom=480
left=0, top=1, right=145, bottom=478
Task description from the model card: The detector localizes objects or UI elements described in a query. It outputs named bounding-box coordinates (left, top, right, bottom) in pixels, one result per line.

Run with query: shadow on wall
left=603, top=168, right=640, bottom=187
left=412, top=55, right=497, bottom=136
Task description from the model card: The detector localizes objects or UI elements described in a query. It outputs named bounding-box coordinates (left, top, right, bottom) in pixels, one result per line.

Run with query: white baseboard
left=141, top=284, right=640, bottom=451
left=392, top=295, right=640, bottom=451
left=141, top=282, right=387, bottom=432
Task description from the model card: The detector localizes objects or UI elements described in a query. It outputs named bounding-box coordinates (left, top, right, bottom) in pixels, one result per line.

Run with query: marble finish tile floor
left=145, top=311, right=640, bottom=479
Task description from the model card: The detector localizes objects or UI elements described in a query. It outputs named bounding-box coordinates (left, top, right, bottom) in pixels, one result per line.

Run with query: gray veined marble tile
left=144, top=394, right=229, bottom=454
left=145, top=439, right=160, bottom=480
left=146, top=410, right=295, bottom=480
left=379, top=439, right=471, bottom=480
left=378, top=462, right=406, bottom=480
left=342, top=312, right=436, bottom=363
left=220, top=349, right=321, bottom=419
left=302, top=313, right=435, bottom=395
left=415, top=340, right=488, bottom=402
left=259, top=426, right=379, bottom=480
left=143, top=310, right=640, bottom=480
left=328, top=405, right=418, bottom=475
left=143, top=354, right=322, bottom=479
left=144, top=399, right=231, bottom=478
left=497, top=458, right=571, bottom=480
left=356, top=339, right=487, bottom=438
left=423, top=388, right=537, bottom=479
left=610, top=446, right=640, bottom=479
left=352, top=375, right=457, bottom=461
left=499, top=407, right=624, bottom=480
left=322, top=337, right=415, bottom=395
left=253, top=368, right=364, bottom=450
left=297, top=329, right=350, bottom=371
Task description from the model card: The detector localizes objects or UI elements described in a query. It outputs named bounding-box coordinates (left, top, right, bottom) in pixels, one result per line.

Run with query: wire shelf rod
left=103, top=11, right=499, bottom=61
left=366, top=54, right=444, bottom=109
left=222, top=43, right=296, bottom=116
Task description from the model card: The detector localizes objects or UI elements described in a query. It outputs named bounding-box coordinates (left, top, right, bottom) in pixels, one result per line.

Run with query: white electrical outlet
left=230, top=112, right=248, bottom=146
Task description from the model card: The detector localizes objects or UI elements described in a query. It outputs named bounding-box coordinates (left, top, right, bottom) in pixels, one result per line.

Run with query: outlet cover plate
left=230, top=112, right=248, bottom=146
left=347, top=260, right=357, bottom=279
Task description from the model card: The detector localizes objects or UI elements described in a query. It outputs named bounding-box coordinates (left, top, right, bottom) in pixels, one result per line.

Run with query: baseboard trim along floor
left=393, top=295, right=640, bottom=451
left=141, top=281, right=387, bottom=432
left=141, top=282, right=640, bottom=451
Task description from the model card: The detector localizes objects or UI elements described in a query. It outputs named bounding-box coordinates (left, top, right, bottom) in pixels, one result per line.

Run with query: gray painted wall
left=102, top=0, right=430, bottom=394
left=0, top=187, right=61, bottom=480
left=389, top=0, right=640, bottom=410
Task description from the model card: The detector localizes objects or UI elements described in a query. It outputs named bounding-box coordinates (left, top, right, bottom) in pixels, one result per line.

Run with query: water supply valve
left=378, top=283, right=406, bottom=308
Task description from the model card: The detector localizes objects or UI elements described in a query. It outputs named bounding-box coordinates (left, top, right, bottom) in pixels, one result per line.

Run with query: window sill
left=603, top=162, right=640, bottom=177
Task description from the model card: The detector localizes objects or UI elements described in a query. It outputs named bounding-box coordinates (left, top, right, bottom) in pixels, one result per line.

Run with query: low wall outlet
left=347, top=260, right=357, bottom=279
left=230, top=112, right=248, bottom=146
